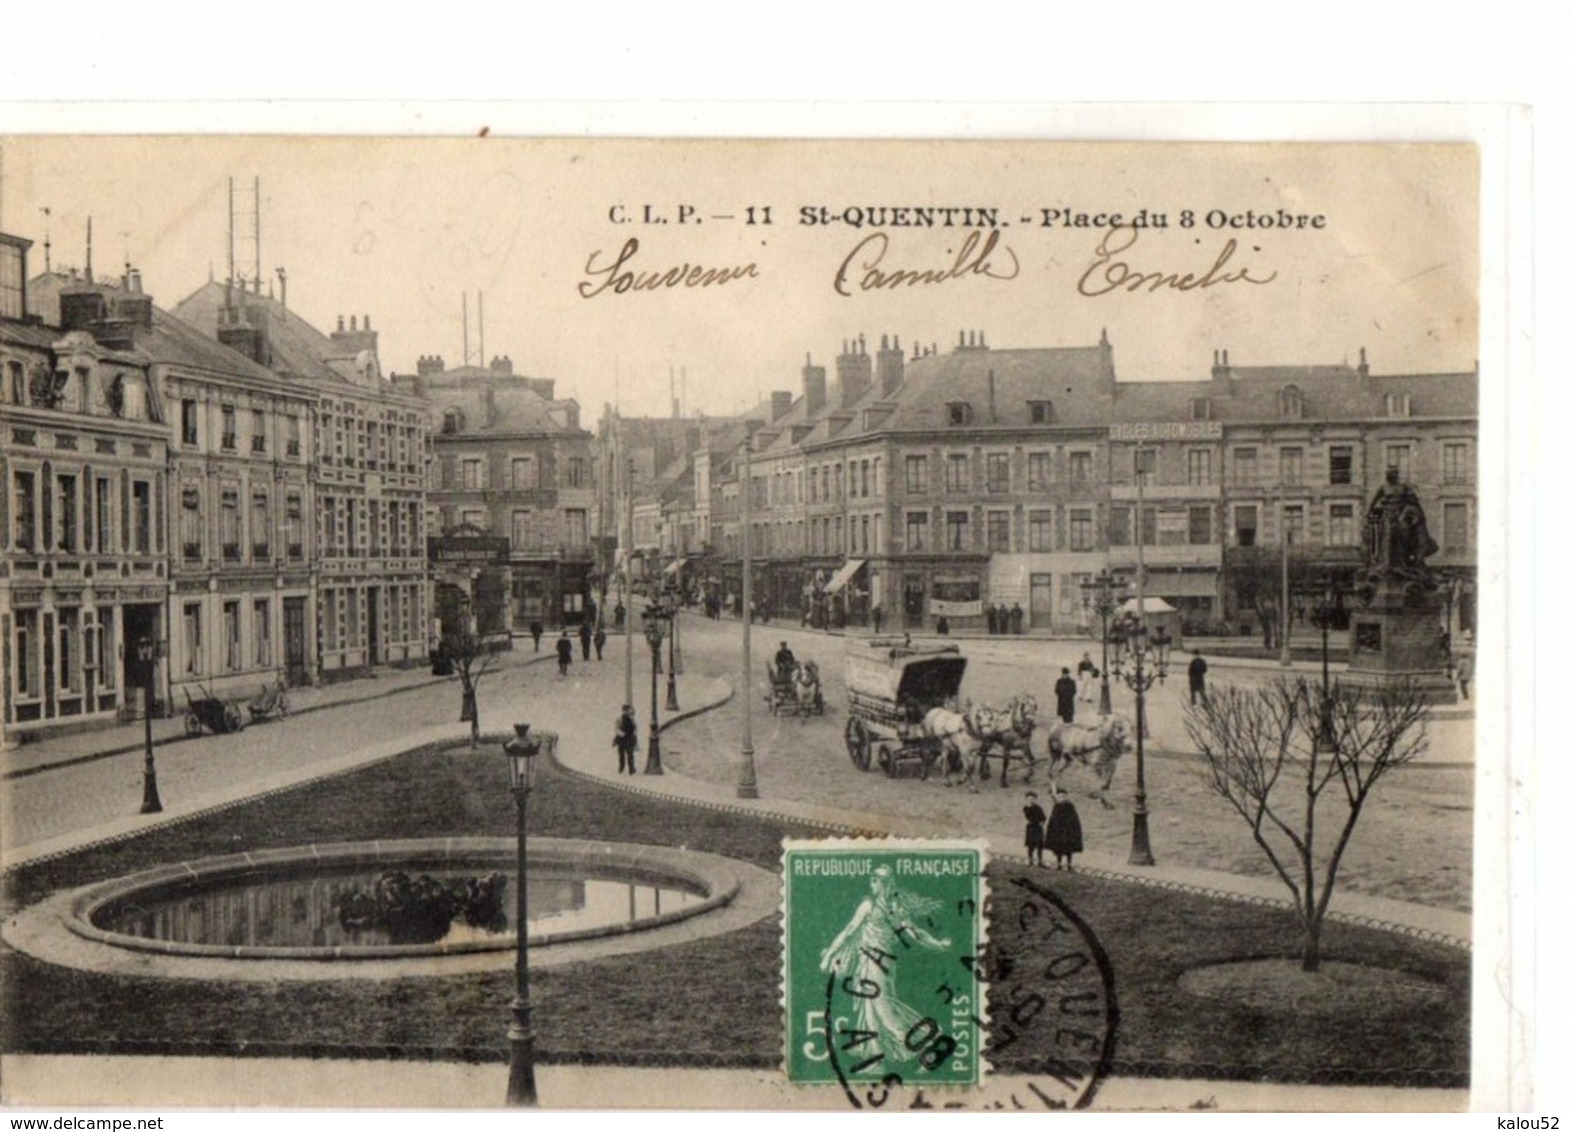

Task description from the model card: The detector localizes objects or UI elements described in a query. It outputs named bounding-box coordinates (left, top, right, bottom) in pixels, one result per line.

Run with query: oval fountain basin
left=67, top=838, right=736, bottom=961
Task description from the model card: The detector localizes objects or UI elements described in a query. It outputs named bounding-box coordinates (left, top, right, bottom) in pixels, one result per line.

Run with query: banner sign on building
left=1110, top=421, right=1224, bottom=442
left=929, top=598, right=984, bottom=617
left=427, top=535, right=511, bottom=564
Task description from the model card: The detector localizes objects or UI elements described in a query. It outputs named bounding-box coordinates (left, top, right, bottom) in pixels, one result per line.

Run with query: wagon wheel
left=845, top=717, right=873, bottom=771
left=224, top=704, right=246, bottom=732
left=184, top=712, right=203, bottom=737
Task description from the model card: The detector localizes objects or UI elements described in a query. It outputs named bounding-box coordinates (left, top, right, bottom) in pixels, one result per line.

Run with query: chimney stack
left=836, top=334, right=873, bottom=407
left=771, top=390, right=794, bottom=422
left=877, top=333, right=905, bottom=396
left=802, top=353, right=828, bottom=415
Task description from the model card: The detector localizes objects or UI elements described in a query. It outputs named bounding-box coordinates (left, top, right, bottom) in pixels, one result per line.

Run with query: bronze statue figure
left=1362, top=468, right=1439, bottom=585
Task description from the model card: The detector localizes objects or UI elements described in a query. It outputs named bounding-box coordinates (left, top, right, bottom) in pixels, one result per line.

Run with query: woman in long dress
left=818, top=867, right=951, bottom=1070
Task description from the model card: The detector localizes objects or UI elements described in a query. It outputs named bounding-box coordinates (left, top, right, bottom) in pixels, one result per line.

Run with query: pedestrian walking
left=578, top=620, right=593, bottom=662
left=614, top=602, right=626, bottom=630
left=1077, top=651, right=1097, bottom=701
left=1045, top=787, right=1084, bottom=870
left=1023, top=791, right=1048, bottom=867
left=593, top=624, right=607, bottom=660
left=1188, top=651, right=1209, bottom=706
left=613, top=704, right=639, bottom=774
left=528, top=620, right=544, bottom=652
left=1054, top=667, right=1077, bottom=723
left=556, top=631, right=573, bottom=677
left=1455, top=645, right=1472, bottom=701
left=871, top=604, right=884, bottom=634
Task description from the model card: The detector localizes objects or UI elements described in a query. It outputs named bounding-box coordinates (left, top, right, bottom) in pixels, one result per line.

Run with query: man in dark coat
left=1023, top=791, right=1048, bottom=867
left=556, top=631, right=574, bottom=677
left=985, top=603, right=998, bottom=635
left=593, top=624, right=607, bottom=660
left=578, top=620, right=593, bottom=661
left=871, top=604, right=883, bottom=634
left=528, top=620, right=544, bottom=652
left=1011, top=602, right=1025, bottom=634
left=613, top=704, right=638, bottom=774
left=1188, top=651, right=1209, bottom=705
left=1045, top=787, right=1084, bottom=870
left=1054, top=668, right=1078, bottom=723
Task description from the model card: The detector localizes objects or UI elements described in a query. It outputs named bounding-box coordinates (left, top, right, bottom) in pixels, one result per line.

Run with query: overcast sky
left=0, top=136, right=1477, bottom=419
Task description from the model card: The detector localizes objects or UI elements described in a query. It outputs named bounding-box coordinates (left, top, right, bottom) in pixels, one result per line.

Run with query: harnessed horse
left=972, top=694, right=1040, bottom=788
left=922, top=703, right=996, bottom=791
left=1046, top=714, right=1132, bottom=808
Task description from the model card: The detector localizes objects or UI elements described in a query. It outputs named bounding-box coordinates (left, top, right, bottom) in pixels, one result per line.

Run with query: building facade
left=3, top=234, right=172, bottom=742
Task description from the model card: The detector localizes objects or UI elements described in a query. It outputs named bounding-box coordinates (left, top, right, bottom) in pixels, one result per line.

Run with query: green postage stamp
left=783, top=838, right=988, bottom=1093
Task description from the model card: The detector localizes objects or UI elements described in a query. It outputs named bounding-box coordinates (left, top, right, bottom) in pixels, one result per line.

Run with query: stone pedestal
left=1342, top=579, right=1458, bottom=704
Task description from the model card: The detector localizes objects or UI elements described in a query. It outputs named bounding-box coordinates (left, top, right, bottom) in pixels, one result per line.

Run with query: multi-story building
left=2, top=234, right=172, bottom=743
left=173, top=288, right=430, bottom=679
left=395, top=355, right=594, bottom=635
left=28, top=267, right=317, bottom=706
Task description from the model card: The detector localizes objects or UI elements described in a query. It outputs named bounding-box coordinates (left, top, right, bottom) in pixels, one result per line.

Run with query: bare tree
left=448, top=622, right=499, bottom=748
left=1185, top=676, right=1430, bottom=970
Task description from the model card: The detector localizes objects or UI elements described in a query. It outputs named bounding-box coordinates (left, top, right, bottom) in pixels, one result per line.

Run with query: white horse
left=922, top=703, right=993, bottom=791
left=973, top=694, right=1040, bottom=788
left=1046, top=714, right=1132, bottom=808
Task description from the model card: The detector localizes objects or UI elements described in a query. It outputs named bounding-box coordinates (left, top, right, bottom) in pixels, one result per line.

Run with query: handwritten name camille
left=578, top=238, right=760, bottom=299
left=833, top=230, right=1020, bottom=297
left=1077, top=225, right=1278, bottom=297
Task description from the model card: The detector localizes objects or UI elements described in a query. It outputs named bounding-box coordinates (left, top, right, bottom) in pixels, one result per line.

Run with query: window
left=1188, top=506, right=1212, bottom=545
left=511, top=509, right=533, bottom=549
left=905, top=511, right=929, bottom=551
left=1282, top=504, right=1305, bottom=544
left=1028, top=510, right=1053, bottom=552
left=1027, top=452, right=1051, bottom=490
left=15, top=610, right=38, bottom=697
left=224, top=601, right=241, bottom=671
left=1191, top=397, right=1212, bottom=421
left=510, top=456, right=536, bottom=491
left=945, top=454, right=969, bottom=493
left=94, top=474, right=113, bottom=552
left=1068, top=451, right=1092, bottom=485
left=462, top=458, right=482, bottom=490
left=13, top=470, right=35, bottom=551
left=1187, top=449, right=1212, bottom=486
left=1141, top=506, right=1159, bottom=546
left=1234, top=504, right=1258, bottom=547
left=442, top=408, right=464, bottom=434
left=1328, top=503, right=1356, bottom=546
left=1384, top=392, right=1412, bottom=418
left=947, top=402, right=972, bottom=426
left=133, top=481, right=151, bottom=554
left=286, top=493, right=304, bottom=559
left=96, top=615, right=115, bottom=689
left=986, top=511, right=1011, bottom=551
left=1069, top=509, right=1094, bottom=551
left=286, top=415, right=301, bottom=457
left=1279, top=384, right=1304, bottom=418
left=181, top=399, right=198, bottom=446
left=221, top=405, right=237, bottom=450
left=1385, top=444, right=1411, bottom=482
left=1329, top=446, right=1353, bottom=485
left=221, top=489, right=241, bottom=561
left=945, top=511, right=969, bottom=550
left=904, top=455, right=928, bottom=494
left=6, top=360, right=23, bottom=405
left=1280, top=447, right=1303, bottom=487
left=251, top=409, right=267, bottom=453
left=251, top=490, right=271, bottom=559
left=461, top=508, right=487, bottom=529
left=254, top=599, right=272, bottom=667
left=1443, top=443, right=1469, bottom=485
left=56, top=474, right=78, bottom=552
left=1030, top=400, right=1054, bottom=424
left=184, top=603, right=202, bottom=674
left=565, top=509, right=588, bottom=549
left=566, top=457, right=586, bottom=488
left=1232, top=447, right=1258, bottom=485
left=0, top=239, right=24, bottom=320
left=1107, top=505, right=1130, bottom=546
left=181, top=486, right=202, bottom=561
left=59, top=608, right=81, bottom=693
left=1443, top=502, right=1468, bottom=552
left=986, top=453, right=1010, bottom=493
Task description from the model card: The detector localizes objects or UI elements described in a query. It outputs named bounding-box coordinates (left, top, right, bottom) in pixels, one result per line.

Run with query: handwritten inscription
left=578, top=238, right=760, bottom=299
left=833, top=230, right=1020, bottom=297
left=1077, top=226, right=1278, bottom=298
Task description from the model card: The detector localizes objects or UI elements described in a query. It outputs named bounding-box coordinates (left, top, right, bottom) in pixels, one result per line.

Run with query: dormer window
left=1191, top=397, right=1212, bottom=421
left=442, top=408, right=466, bottom=434
left=1029, top=400, right=1054, bottom=425
left=947, top=402, right=973, bottom=427
left=1383, top=392, right=1412, bottom=418
left=1279, top=384, right=1303, bottom=419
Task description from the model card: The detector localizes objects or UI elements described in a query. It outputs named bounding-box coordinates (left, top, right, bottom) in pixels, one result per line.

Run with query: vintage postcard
left=0, top=131, right=1505, bottom=1114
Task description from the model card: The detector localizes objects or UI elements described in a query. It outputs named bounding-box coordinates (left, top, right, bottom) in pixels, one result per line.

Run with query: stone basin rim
left=66, top=837, right=740, bottom=961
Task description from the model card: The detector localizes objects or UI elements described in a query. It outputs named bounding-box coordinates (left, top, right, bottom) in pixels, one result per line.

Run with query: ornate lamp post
left=737, top=434, right=759, bottom=799
left=1081, top=570, right=1122, bottom=717
left=500, top=723, right=554, bottom=1107
left=642, top=600, right=670, bottom=775
left=136, top=637, right=163, bottom=814
left=664, top=580, right=681, bottom=711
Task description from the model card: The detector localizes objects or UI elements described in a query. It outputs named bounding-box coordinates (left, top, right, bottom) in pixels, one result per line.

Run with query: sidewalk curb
left=4, top=653, right=553, bottom=782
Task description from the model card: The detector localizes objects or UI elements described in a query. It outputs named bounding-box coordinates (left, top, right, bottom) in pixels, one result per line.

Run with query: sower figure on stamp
left=1023, top=790, right=1048, bottom=867
left=1045, top=787, right=1084, bottom=871
left=613, top=703, right=638, bottom=774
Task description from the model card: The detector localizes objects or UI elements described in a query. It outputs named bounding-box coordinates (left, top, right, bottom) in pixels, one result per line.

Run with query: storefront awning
left=824, top=558, right=867, bottom=594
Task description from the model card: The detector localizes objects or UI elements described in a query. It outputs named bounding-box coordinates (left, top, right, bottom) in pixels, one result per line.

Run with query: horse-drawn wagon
left=843, top=641, right=967, bottom=778
left=767, top=657, right=825, bottom=717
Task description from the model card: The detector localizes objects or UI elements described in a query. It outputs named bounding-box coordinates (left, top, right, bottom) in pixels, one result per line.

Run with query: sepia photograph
left=0, top=130, right=1509, bottom=1114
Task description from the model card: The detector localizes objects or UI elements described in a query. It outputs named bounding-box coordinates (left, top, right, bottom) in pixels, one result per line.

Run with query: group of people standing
left=985, top=602, right=1026, bottom=635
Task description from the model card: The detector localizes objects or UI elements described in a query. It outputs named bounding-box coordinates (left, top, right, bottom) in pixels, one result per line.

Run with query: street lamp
left=642, top=600, right=670, bottom=775
left=664, top=581, right=681, bottom=711
left=136, top=637, right=162, bottom=814
left=500, top=723, right=554, bottom=1107
left=737, top=434, right=759, bottom=799
left=1308, top=572, right=1349, bottom=751
left=1080, top=570, right=1123, bottom=716
left=1115, top=446, right=1163, bottom=866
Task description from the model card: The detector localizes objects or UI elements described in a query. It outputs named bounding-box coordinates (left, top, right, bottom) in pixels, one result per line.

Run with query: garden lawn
left=0, top=744, right=1468, bottom=1086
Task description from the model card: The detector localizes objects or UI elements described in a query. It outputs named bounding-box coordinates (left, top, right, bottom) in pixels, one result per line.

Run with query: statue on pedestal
left=1361, top=469, right=1439, bottom=588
